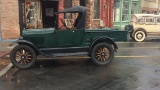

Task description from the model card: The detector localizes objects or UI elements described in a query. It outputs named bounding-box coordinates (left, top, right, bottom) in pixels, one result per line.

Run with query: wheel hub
left=21, top=55, right=26, bottom=60
left=101, top=52, right=105, bottom=56
left=96, top=47, right=110, bottom=61
left=137, top=34, right=142, bottom=39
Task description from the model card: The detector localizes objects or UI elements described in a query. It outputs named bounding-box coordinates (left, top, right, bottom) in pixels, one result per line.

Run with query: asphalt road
left=0, top=39, right=160, bottom=90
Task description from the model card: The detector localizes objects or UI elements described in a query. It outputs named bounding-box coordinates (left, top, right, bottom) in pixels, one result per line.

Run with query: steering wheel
left=59, top=19, right=69, bottom=30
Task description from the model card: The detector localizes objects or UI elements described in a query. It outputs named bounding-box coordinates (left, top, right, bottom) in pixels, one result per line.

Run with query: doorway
left=42, top=1, right=58, bottom=28
left=80, top=0, right=86, bottom=6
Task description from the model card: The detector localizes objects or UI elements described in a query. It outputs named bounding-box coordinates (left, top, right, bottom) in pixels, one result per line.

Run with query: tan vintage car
left=125, top=14, right=160, bottom=42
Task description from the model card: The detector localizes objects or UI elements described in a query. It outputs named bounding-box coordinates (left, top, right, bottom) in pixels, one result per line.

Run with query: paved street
left=0, top=39, right=160, bottom=90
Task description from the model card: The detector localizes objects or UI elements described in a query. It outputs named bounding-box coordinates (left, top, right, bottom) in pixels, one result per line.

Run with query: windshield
left=64, top=13, right=78, bottom=29
left=131, top=15, right=137, bottom=22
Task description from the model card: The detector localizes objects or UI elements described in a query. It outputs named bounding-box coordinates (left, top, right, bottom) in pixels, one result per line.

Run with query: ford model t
left=10, top=6, right=127, bottom=69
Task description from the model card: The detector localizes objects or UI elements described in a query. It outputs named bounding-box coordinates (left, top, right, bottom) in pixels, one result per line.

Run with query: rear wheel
left=134, top=31, right=146, bottom=42
left=91, top=43, right=114, bottom=66
left=10, top=45, right=37, bottom=69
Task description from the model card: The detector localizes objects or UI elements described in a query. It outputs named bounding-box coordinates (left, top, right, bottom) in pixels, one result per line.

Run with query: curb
left=0, top=63, right=13, bottom=77
left=0, top=51, right=12, bottom=77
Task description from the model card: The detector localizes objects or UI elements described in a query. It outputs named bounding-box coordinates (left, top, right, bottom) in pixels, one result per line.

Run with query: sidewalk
left=0, top=42, right=12, bottom=58
left=0, top=42, right=15, bottom=77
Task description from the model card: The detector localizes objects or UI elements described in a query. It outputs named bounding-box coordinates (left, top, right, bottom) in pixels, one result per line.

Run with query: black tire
left=91, top=43, right=114, bottom=66
left=130, top=32, right=135, bottom=40
left=10, top=45, right=37, bottom=69
left=134, top=30, right=145, bottom=42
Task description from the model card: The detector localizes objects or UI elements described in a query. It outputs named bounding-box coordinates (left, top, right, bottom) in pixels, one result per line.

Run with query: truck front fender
left=10, top=40, right=48, bottom=56
left=90, top=37, right=118, bottom=52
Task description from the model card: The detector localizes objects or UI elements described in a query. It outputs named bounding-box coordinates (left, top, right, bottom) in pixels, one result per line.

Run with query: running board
left=48, top=52, right=89, bottom=57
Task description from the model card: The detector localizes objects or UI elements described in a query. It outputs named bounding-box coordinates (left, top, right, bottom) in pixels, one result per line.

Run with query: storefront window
left=94, top=0, right=100, bottom=19
left=131, top=2, right=138, bottom=14
left=113, top=1, right=120, bottom=21
left=122, top=0, right=129, bottom=21
left=25, top=0, right=42, bottom=29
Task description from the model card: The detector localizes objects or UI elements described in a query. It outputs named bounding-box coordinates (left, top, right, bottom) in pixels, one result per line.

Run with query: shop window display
left=122, top=0, right=129, bottom=21
left=94, top=0, right=100, bottom=19
left=25, top=0, right=42, bottom=29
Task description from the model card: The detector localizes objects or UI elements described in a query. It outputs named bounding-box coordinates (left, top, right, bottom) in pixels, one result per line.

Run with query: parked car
left=125, top=14, right=160, bottom=42
left=10, top=6, right=128, bottom=69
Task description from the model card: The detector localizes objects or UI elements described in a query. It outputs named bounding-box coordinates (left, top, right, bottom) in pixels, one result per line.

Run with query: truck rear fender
left=10, top=40, right=48, bottom=56
left=90, top=37, right=118, bottom=52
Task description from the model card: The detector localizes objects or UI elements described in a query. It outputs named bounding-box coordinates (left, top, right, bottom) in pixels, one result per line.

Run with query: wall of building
left=0, top=0, right=20, bottom=40
left=141, top=0, right=159, bottom=14
left=0, top=0, right=113, bottom=40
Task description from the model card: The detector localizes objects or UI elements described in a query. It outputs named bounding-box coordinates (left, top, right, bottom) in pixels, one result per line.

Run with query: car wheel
left=10, top=45, right=37, bottom=69
left=134, top=31, right=145, bottom=42
left=91, top=43, right=114, bottom=66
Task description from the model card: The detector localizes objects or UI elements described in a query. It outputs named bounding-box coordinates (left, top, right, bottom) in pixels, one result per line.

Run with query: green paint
left=113, top=0, right=141, bottom=29
left=22, top=28, right=128, bottom=49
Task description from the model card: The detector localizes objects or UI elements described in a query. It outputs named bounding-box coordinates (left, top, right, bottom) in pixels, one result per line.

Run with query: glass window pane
left=131, top=9, right=138, bottom=14
left=25, top=0, right=42, bottom=29
left=94, top=0, right=100, bottom=19
left=113, top=1, right=120, bottom=21
left=122, top=1, right=129, bottom=21
left=137, top=17, right=145, bottom=24
left=132, top=3, right=138, bottom=9
left=123, top=1, right=129, bottom=9
left=122, top=15, right=128, bottom=21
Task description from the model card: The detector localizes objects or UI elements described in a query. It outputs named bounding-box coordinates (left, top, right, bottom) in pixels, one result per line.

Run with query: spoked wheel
left=10, top=45, right=37, bottom=69
left=134, top=30, right=145, bottom=42
left=91, top=43, right=114, bottom=66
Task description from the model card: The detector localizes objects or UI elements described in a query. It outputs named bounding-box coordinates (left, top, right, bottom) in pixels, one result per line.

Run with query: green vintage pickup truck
left=10, top=6, right=127, bottom=69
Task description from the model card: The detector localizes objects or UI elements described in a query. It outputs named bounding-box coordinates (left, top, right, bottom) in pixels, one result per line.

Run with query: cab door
left=72, top=29, right=85, bottom=46
left=54, top=29, right=73, bottom=47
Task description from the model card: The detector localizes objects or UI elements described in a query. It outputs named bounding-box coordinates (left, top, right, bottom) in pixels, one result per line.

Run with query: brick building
left=0, top=0, right=114, bottom=41
left=0, top=0, right=20, bottom=41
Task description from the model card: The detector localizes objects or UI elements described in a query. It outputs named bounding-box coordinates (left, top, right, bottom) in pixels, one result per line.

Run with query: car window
left=131, top=15, right=137, bottom=22
left=64, top=13, right=77, bottom=30
left=137, top=17, right=145, bottom=24
left=156, top=17, right=160, bottom=25
left=145, top=17, right=155, bottom=25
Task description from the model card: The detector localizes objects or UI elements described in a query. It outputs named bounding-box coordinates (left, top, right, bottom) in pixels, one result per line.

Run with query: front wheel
left=134, top=31, right=146, bottom=42
left=91, top=43, right=114, bottom=66
left=130, top=32, right=135, bottom=40
left=10, top=45, right=37, bottom=69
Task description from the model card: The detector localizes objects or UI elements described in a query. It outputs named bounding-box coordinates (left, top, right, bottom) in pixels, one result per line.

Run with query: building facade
left=0, top=0, right=114, bottom=41
left=0, top=0, right=20, bottom=41
left=113, top=0, right=141, bottom=29
left=141, top=0, right=159, bottom=14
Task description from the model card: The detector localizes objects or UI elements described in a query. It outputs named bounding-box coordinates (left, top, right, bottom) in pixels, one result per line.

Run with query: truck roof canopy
left=58, top=6, right=87, bottom=30
left=58, top=6, right=87, bottom=13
